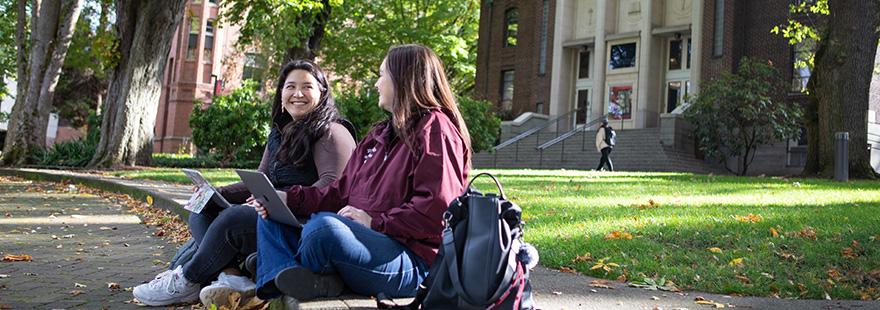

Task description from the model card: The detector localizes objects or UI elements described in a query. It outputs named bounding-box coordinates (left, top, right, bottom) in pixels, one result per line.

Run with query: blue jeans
left=256, top=212, right=428, bottom=299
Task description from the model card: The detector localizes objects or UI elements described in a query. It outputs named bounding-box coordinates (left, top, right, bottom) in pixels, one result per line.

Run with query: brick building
left=475, top=0, right=880, bottom=175
left=154, top=0, right=260, bottom=154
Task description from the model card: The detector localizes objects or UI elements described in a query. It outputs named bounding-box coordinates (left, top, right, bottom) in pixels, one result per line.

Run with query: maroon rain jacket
left=284, top=108, right=470, bottom=266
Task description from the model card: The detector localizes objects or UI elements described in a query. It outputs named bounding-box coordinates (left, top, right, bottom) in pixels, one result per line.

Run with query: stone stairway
left=474, top=128, right=721, bottom=173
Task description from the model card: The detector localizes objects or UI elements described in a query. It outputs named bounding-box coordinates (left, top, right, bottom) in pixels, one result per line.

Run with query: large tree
left=0, top=0, right=18, bottom=99
left=774, top=0, right=880, bottom=179
left=321, top=0, right=480, bottom=94
left=2, top=0, right=84, bottom=166
left=219, top=0, right=338, bottom=70
left=88, top=0, right=186, bottom=167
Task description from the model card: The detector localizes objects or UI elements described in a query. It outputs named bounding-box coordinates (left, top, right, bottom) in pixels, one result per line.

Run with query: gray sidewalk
left=1, top=168, right=878, bottom=310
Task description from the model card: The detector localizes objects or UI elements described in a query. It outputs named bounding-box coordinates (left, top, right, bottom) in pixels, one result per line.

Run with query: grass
left=106, top=167, right=880, bottom=300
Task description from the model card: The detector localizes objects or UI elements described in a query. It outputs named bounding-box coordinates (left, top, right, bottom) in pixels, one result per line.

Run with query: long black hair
left=271, top=60, right=339, bottom=167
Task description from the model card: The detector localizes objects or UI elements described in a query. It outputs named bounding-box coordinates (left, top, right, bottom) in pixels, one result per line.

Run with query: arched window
left=504, top=8, right=518, bottom=47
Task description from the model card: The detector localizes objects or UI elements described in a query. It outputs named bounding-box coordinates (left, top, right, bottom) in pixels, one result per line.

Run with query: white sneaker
left=199, top=272, right=257, bottom=307
left=133, top=265, right=200, bottom=306
left=153, top=268, right=172, bottom=281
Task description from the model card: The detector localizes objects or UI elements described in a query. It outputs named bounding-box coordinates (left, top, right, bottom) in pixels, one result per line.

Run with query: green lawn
left=107, top=168, right=880, bottom=300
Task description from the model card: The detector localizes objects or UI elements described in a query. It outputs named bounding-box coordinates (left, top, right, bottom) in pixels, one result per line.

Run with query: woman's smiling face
left=281, top=69, right=322, bottom=120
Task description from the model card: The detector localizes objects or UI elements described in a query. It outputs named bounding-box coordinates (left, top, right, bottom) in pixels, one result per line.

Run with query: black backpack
left=604, top=126, right=616, bottom=146
left=382, top=173, right=535, bottom=309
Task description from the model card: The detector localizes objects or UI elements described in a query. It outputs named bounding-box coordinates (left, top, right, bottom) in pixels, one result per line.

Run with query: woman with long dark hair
left=250, top=44, right=471, bottom=304
left=133, top=60, right=356, bottom=307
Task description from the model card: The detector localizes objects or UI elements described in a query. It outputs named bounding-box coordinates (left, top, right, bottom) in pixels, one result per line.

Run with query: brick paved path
left=0, top=177, right=177, bottom=309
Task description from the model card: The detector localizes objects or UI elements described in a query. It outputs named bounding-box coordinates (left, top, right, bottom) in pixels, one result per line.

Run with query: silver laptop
left=235, top=170, right=302, bottom=227
left=182, top=168, right=232, bottom=210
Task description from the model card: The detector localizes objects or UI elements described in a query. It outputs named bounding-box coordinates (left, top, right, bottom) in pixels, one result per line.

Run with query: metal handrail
left=536, top=114, right=610, bottom=151
left=493, top=107, right=586, bottom=151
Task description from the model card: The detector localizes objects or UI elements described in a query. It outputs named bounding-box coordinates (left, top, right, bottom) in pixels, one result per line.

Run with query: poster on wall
left=608, top=85, right=632, bottom=120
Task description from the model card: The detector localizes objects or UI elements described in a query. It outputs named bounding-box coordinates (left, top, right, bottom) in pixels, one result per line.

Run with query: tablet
left=235, top=169, right=302, bottom=227
left=182, top=168, right=232, bottom=212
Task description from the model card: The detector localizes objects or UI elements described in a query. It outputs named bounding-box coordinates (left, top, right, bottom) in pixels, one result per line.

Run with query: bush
left=335, top=90, right=387, bottom=141
left=685, top=57, right=802, bottom=175
left=31, top=138, right=97, bottom=167
left=457, top=96, right=501, bottom=153
left=190, top=81, right=271, bottom=165
left=149, top=153, right=260, bottom=169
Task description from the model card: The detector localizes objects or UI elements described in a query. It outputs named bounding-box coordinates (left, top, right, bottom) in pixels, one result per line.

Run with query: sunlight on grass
left=110, top=167, right=880, bottom=299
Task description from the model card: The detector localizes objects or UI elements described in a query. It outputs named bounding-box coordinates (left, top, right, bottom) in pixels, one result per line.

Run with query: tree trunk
left=803, top=0, right=880, bottom=179
left=88, top=0, right=186, bottom=168
left=283, top=0, right=331, bottom=62
left=2, top=0, right=81, bottom=166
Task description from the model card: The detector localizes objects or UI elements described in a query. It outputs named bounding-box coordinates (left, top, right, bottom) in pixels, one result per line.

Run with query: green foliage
left=190, top=81, right=271, bottom=165
left=334, top=90, right=387, bottom=140
left=458, top=96, right=500, bottom=153
left=218, top=0, right=341, bottom=70
left=769, top=0, right=828, bottom=89
left=30, top=138, right=97, bottom=167
left=685, top=58, right=802, bottom=176
left=334, top=90, right=500, bottom=152
left=322, top=0, right=480, bottom=94
left=0, top=0, right=19, bottom=98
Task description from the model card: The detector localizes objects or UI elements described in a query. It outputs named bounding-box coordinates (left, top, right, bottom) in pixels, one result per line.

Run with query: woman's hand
left=338, top=206, right=372, bottom=228
left=245, top=195, right=269, bottom=219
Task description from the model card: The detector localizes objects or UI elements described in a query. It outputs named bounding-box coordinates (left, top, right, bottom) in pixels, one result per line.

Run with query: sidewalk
left=1, top=168, right=878, bottom=310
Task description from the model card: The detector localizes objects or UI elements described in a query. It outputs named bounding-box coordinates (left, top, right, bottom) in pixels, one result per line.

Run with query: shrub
left=335, top=89, right=387, bottom=141
left=685, top=57, right=802, bottom=176
left=31, top=138, right=97, bottom=167
left=457, top=96, right=501, bottom=153
left=190, top=81, right=271, bottom=165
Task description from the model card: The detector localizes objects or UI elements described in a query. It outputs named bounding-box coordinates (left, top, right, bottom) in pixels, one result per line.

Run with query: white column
left=690, top=0, right=704, bottom=94
left=548, top=0, right=569, bottom=117
left=636, top=0, right=654, bottom=129
left=591, top=0, right=608, bottom=121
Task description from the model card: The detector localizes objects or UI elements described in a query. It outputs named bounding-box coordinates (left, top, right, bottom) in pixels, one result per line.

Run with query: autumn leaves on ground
left=109, top=168, right=880, bottom=301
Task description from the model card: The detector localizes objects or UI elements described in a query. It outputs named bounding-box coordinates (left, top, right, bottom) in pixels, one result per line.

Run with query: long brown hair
left=270, top=60, right=339, bottom=167
left=384, top=44, right=471, bottom=154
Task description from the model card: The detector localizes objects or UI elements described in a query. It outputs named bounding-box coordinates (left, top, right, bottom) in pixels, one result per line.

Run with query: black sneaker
left=245, top=252, right=258, bottom=275
left=274, top=267, right=345, bottom=300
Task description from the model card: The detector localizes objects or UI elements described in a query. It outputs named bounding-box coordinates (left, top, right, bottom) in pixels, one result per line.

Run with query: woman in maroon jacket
left=250, top=44, right=472, bottom=302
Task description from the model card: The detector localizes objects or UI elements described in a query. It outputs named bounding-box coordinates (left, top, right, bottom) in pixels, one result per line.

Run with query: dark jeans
left=597, top=147, right=614, bottom=171
left=255, top=212, right=428, bottom=300
left=182, top=204, right=258, bottom=285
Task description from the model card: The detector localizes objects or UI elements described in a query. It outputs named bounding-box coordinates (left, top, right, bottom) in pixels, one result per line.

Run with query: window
left=578, top=50, right=590, bottom=79
left=204, top=19, right=214, bottom=60
left=713, top=0, right=724, bottom=57
left=538, top=1, right=549, bottom=74
left=187, top=17, right=200, bottom=60
left=608, top=43, right=637, bottom=70
left=242, top=53, right=266, bottom=83
left=500, top=70, right=515, bottom=111
left=208, top=0, right=218, bottom=4
left=504, top=8, right=518, bottom=47
left=791, top=38, right=816, bottom=92
left=536, top=102, right=544, bottom=114
left=576, top=89, right=589, bottom=124
left=668, top=40, right=683, bottom=70
left=666, top=81, right=682, bottom=113
left=687, top=38, right=692, bottom=69
left=608, top=85, right=632, bottom=120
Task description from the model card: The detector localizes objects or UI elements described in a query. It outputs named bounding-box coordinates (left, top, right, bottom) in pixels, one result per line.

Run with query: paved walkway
left=1, top=168, right=878, bottom=310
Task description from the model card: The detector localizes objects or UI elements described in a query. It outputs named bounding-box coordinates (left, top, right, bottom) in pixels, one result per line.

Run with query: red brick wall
left=475, top=0, right=555, bottom=120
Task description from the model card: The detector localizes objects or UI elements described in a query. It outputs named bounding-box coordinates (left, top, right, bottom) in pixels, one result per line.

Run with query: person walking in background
left=595, top=119, right=615, bottom=171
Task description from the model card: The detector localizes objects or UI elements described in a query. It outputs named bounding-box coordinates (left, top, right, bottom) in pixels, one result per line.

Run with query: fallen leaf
left=735, top=274, right=750, bottom=284
left=3, top=212, right=10, bottom=217
left=69, top=290, right=83, bottom=296
left=734, top=213, right=762, bottom=223
left=708, top=247, right=722, bottom=254
left=552, top=291, right=563, bottom=295
left=616, top=274, right=627, bottom=282
left=107, top=282, right=121, bottom=290
left=146, top=195, right=153, bottom=205
left=605, top=230, right=634, bottom=240
left=769, top=227, right=779, bottom=238
left=590, top=280, right=614, bottom=289
left=559, top=266, right=577, bottom=274
left=2, top=254, right=32, bottom=262
left=74, top=282, right=87, bottom=288
left=572, top=253, right=594, bottom=263
left=0, top=275, right=7, bottom=278
left=651, top=296, right=660, bottom=300
left=729, top=258, right=744, bottom=267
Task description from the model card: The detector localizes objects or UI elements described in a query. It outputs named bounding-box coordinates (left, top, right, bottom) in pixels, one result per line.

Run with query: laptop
left=235, top=170, right=303, bottom=227
left=182, top=168, right=232, bottom=213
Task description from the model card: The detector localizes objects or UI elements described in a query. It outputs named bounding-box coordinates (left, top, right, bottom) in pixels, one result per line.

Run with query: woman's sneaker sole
left=274, top=267, right=345, bottom=300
